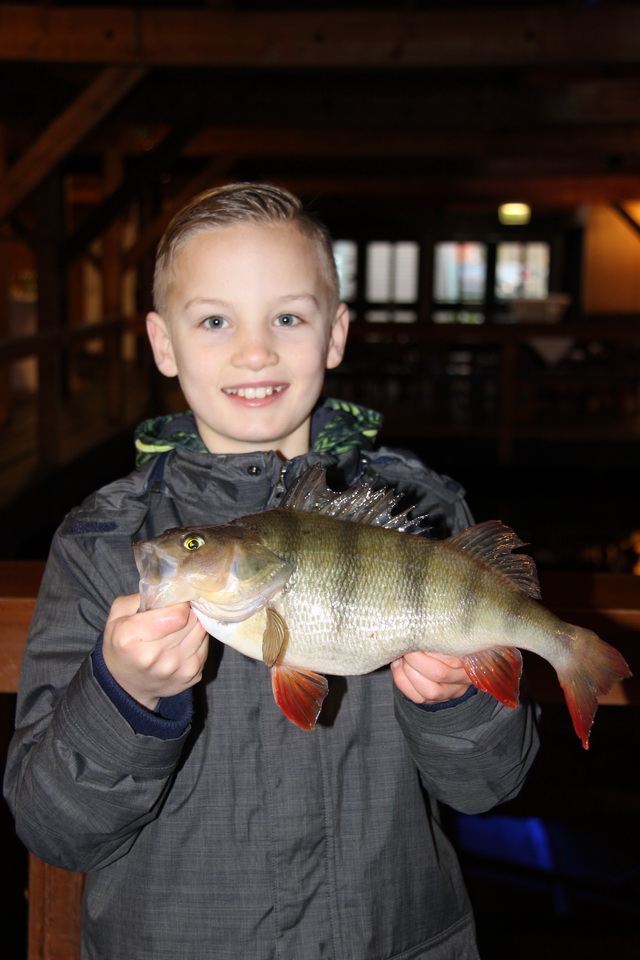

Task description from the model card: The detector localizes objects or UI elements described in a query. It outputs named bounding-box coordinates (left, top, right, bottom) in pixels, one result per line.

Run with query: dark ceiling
left=2, top=1, right=640, bottom=234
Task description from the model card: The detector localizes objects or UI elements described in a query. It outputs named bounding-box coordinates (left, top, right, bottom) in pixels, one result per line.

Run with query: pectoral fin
left=461, top=646, right=523, bottom=708
left=262, top=606, right=289, bottom=667
left=270, top=665, right=329, bottom=730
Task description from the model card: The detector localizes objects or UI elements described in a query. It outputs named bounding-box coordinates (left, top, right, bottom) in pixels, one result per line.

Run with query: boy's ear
left=146, top=312, right=178, bottom=378
left=326, top=302, right=350, bottom=370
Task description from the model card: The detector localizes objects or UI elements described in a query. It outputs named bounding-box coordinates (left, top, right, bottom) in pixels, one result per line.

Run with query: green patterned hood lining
left=134, top=399, right=382, bottom=468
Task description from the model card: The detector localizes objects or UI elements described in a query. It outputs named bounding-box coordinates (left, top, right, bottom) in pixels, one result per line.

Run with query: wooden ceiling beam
left=179, top=124, right=640, bottom=162
left=0, top=65, right=146, bottom=222
left=1, top=5, right=640, bottom=69
left=270, top=174, right=640, bottom=207
left=64, top=119, right=201, bottom=264
left=87, top=75, right=640, bottom=132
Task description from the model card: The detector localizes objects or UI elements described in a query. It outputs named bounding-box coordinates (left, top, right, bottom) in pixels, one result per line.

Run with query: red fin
left=556, top=626, right=632, bottom=750
left=461, top=647, right=523, bottom=708
left=270, top=665, right=329, bottom=730
left=448, top=521, right=541, bottom=599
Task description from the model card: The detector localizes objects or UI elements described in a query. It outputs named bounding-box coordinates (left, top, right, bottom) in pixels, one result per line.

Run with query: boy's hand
left=103, top=594, right=209, bottom=711
left=390, top=651, right=470, bottom=705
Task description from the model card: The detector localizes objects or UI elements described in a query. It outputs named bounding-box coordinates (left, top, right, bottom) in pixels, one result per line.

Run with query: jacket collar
left=134, top=398, right=382, bottom=469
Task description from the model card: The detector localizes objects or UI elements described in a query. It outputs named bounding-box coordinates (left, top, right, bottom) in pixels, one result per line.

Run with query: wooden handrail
left=0, top=315, right=141, bottom=365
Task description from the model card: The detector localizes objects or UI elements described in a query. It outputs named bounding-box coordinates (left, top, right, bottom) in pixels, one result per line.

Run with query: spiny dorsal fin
left=281, top=463, right=428, bottom=534
left=448, top=520, right=541, bottom=599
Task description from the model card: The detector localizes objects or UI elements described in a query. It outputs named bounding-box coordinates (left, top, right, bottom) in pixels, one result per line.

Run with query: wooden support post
left=0, top=123, right=9, bottom=423
left=34, top=172, right=66, bottom=470
left=27, top=856, right=84, bottom=960
left=0, top=67, right=146, bottom=224
left=102, top=150, right=125, bottom=425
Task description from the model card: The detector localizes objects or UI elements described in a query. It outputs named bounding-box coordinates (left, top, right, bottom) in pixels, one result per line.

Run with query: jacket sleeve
left=394, top=686, right=540, bottom=814
left=3, top=521, right=190, bottom=873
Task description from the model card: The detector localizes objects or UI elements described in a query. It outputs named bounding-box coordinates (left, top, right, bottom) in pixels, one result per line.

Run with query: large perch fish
left=134, top=465, right=631, bottom=747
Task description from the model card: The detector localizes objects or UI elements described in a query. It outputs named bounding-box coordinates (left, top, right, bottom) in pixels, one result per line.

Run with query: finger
left=106, top=602, right=194, bottom=653
left=137, top=603, right=195, bottom=643
left=178, top=614, right=209, bottom=658
left=390, top=656, right=470, bottom=704
left=108, top=593, right=143, bottom=620
left=401, top=651, right=468, bottom=685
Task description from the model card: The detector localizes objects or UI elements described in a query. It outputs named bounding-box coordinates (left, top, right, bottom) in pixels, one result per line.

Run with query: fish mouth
left=133, top=540, right=183, bottom=611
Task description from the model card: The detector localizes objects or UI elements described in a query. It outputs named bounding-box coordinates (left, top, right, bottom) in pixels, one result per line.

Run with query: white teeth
left=224, top=385, right=284, bottom=399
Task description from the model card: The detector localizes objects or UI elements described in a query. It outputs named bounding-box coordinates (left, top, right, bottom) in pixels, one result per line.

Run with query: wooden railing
left=329, top=314, right=640, bottom=463
left=0, top=561, right=637, bottom=958
left=0, top=314, right=145, bottom=471
left=2, top=314, right=640, bottom=479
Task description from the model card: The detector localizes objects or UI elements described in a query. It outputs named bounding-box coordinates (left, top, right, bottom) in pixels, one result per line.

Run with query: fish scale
left=134, top=464, right=632, bottom=748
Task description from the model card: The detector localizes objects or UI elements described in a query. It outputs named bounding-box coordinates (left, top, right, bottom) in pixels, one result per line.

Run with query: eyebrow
left=183, top=293, right=321, bottom=310
left=183, top=297, right=231, bottom=311
left=277, top=294, right=322, bottom=309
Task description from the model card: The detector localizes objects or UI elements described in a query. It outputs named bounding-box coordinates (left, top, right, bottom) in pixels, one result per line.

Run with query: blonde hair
left=153, top=182, right=339, bottom=315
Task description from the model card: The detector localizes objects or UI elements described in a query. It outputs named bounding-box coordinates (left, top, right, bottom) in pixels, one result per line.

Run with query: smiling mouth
left=223, top=385, right=286, bottom=400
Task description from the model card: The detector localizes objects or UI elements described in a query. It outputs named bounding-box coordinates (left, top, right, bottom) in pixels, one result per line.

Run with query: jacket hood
left=134, top=399, right=382, bottom=469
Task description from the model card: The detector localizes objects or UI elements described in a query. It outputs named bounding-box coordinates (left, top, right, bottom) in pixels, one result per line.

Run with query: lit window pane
left=366, top=241, right=419, bottom=303
left=496, top=242, right=549, bottom=299
left=394, top=243, right=419, bottom=301
left=333, top=240, right=358, bottom=302
left=434, top=243, right=486, bottom=303
left=366, top=242, right=392, bottom=301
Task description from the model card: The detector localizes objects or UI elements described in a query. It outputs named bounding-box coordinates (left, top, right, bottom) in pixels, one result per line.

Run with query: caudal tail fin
left=556, top=627, right=632, bottom=749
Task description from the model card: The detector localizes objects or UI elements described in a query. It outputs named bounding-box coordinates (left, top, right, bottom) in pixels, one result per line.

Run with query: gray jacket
left=4, top=405, right=539, bottom=960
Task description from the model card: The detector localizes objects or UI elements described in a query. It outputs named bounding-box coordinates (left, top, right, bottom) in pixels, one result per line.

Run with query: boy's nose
left=231, top=332, right=278, bottom=370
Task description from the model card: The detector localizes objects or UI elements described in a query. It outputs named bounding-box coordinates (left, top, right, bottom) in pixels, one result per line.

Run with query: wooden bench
left=0, top=561, right=637, bottom=959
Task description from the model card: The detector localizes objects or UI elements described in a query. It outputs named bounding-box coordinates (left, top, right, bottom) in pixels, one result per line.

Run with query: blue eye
left=203, top=316, right=227, bottom=329
left=276, top=314, right=300, bottom=327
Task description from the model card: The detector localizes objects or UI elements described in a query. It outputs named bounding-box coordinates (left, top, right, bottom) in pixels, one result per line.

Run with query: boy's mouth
left=223, top=384, right=287, bottom=400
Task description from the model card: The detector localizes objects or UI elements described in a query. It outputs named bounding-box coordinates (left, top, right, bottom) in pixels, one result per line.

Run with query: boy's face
left=147, top=222, right=349, bottom=459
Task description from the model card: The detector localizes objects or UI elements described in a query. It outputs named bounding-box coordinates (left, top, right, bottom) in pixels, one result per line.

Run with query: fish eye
left=183, top=533, right=205, bottom=551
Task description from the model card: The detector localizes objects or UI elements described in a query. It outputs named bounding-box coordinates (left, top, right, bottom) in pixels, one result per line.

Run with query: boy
left=5, top=183, right=539, bottom=959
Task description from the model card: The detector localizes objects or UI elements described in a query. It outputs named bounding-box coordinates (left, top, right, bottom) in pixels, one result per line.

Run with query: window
left=433, top=242, right=486, bottom=324
left=433, top=240, right=550, bottom=323
left=334, top=236, right=552, bottom=324
left=333, top=239, right=420, bottom=323
left=495, top=242, right=549, bottom=299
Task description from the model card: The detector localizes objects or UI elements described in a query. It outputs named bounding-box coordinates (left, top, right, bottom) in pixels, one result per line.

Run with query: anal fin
left=461, top=646, right=523, bottom=708
left=270, top=665, right=329, bottom=730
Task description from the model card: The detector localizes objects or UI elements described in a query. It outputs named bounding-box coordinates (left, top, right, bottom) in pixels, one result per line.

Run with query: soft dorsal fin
left=448, top=520, right=541, bottom=599
left=281, top=463, right=428, bottom=534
